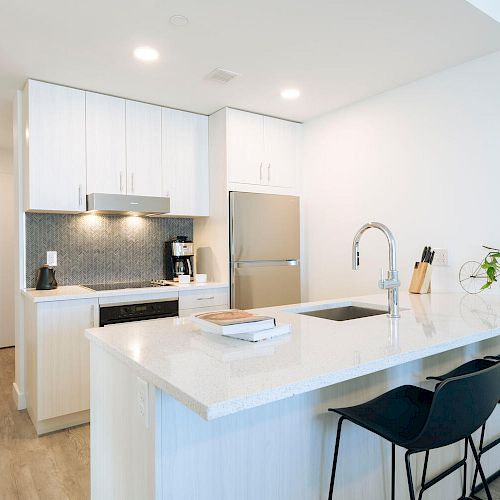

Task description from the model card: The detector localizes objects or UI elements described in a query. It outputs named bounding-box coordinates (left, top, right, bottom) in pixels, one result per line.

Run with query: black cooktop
left=82, top=281, right=170, bottom=291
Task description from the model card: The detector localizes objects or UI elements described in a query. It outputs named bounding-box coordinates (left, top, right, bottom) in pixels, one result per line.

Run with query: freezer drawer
left=230, top=192, right=300, bottom=262
left=231, top=261, right=300, bottom=309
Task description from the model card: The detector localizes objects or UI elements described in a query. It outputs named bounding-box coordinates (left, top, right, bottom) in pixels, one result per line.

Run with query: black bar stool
left=328, top=362, right=500, bottom=500
left=426, top=356, right=500, bottom=499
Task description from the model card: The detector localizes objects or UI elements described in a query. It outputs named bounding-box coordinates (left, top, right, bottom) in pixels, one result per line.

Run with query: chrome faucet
left=352, top=222, right=400, bottom=319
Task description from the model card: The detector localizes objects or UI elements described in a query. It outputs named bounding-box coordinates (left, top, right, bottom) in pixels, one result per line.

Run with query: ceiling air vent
left=206, top=68, right=240, bottom=84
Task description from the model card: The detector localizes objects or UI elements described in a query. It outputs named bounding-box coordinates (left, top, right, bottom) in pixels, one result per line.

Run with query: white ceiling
left=1, top=0, right=500, bottom=150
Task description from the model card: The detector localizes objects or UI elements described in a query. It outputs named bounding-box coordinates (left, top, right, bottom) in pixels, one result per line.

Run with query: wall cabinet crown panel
left=25, top=80, right=86, bottom=212
left=126, top=100, right=162, bottom=197
left=86, top=92, right=126, bottom=194
left=162, top=108, right=209, bottom=216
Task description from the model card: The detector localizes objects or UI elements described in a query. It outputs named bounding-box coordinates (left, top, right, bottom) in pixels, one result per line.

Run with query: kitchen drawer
left=178, top=288, right=228, bottom=310
left=179, top=304, right=229, bottom=318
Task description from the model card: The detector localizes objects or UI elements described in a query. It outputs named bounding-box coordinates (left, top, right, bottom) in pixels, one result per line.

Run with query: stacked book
left=190, top=310, right=291, bottom=342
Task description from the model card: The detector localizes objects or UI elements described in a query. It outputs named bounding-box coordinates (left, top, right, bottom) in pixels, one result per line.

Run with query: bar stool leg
left=468, top=436, right=493, bottom=500
left=328, top=416, right=345, bottom=500
left=417, top=450, right=429, bottom=500
left=462, top=438, right=468, bottom=499
left=391, top=443, right=395, bottom=500
left=405, top=450, right=417, bottom=500
left=470, top=423, right=486, bottom=497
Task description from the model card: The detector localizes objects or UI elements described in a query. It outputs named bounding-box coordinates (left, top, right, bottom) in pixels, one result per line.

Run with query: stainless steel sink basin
left=299, top=305, right=388, bottom=321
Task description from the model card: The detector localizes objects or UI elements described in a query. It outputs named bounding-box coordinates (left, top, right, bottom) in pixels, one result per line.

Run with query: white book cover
left=223, top=323, right=292, bottom=342
left=191, top=309, right=276, bottom=335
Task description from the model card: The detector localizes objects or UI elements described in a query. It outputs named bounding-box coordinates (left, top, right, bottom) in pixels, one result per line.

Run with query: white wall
left=0, top=148, right=15, bottom=347
left=303, top=51, right=500, bottom=301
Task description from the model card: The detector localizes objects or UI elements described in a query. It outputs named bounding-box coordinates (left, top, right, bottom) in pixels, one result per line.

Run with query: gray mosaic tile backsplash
left=25, top=213, right=193, bottom=288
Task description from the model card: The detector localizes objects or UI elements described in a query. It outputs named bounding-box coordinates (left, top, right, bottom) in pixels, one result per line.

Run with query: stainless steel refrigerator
left=229, top=192, right=300, bottom=309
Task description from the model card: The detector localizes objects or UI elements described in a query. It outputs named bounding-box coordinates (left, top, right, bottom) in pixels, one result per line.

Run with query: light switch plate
left=433, top=248, right=448, bottom=266
left=47, top=251, right=57, bottom=267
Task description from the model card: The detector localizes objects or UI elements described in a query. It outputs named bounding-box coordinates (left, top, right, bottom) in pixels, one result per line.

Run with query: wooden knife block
left=409, top=262, right=432, bottom=294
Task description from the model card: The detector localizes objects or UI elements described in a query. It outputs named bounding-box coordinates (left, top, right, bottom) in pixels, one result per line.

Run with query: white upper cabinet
left=24, top=80, right=86, bottom=212
left=226, top=108, right=299, bottom=191
left=263, top=117, right=298, bottom=189
left=227, top=109, right=264, bottom=185
left=86, top=92, right=126, bottom=195
left=162, top=108, right=209, bottom=216
left=125, top=100, right=162, bottom=197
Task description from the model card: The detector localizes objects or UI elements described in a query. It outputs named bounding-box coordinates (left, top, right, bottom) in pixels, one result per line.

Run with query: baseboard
left=12, top=382, right=26, bottom=410
left=470, top=467, right=500, bottom=498
left=35, top=409, right=90, bottom=435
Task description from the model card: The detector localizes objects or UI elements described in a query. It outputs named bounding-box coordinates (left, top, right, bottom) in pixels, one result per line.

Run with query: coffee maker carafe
left=164, top=236, right=194, bottom=281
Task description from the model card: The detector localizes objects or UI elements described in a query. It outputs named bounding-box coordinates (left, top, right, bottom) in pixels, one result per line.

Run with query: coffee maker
left=164, top=236, right=194, bottom=281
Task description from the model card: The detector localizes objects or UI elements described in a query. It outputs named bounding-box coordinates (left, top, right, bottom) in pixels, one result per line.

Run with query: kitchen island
left=85, top=292, right=500, bottom=499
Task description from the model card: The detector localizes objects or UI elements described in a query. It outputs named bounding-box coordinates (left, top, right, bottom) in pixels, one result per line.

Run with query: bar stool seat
left=426, top=356, right=500, bottom=500
left=427, top=358, right=497, bottom=382
left=334, top=385, right=434, bottom=448
left=328, top=362, right=500, bottom=500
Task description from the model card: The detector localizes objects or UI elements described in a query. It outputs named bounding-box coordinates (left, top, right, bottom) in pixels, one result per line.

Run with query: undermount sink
left=298, top=304, right=388, bottom=321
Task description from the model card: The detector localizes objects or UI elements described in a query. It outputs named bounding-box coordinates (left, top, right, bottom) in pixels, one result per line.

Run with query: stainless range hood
left=86, top=193, right=170, bottom=216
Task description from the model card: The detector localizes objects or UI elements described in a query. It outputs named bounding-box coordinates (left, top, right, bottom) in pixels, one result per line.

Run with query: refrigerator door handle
left=233, top=260, right=299, bottom=268
left=230, top=262, right=236, bottom=308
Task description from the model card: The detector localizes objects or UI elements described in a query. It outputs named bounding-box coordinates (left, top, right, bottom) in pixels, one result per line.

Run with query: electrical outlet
left=136, top=376, right=149, bottom=429
left=47, top=251, right=57, bottom=267
left=433, top=248, right=448, bottom=266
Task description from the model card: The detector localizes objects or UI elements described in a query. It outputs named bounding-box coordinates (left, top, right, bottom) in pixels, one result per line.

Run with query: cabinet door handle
left=78, top=185, right=83, bottom=207
left=267, top=163, right=271, bottom=184
left=259, top=162, right=263, bottom=184
left=120, top=172, right=124, bottom=193
left=90, top=304, right=95, bottom=327
left=131, top=173, right=135, bottom=193
left=196, top=296, right=215, bottom=301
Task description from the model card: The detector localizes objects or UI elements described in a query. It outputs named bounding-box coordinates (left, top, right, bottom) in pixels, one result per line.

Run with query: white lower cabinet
left=25, top=297, right=98, bottom=434
left=179, top=304, right=228, bottom=318
left=179, top=288, right=229, bottom=317
left=178, top=288, right=228, bottom=310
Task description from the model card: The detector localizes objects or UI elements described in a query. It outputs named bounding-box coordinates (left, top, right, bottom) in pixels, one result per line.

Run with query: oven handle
left=99, top=297, right=178, bottom=308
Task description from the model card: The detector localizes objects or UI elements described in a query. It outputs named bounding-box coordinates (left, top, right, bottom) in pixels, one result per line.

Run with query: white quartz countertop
left=85, top=292, right=500, bottom=420
left=23, top=282, right=228, bottom=302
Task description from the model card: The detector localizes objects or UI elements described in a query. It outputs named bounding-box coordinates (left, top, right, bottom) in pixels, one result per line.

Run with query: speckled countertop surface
left=22, top=282, right=228, bottom=302
left=85, top=292, right=500, bottom=420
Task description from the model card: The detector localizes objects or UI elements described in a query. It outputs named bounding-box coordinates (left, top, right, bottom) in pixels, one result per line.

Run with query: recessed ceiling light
left=281, top=88, right=300, bottom=99
left=133, top=46, right=159, bottom=62
left=169, top=14, right=189, bottom=26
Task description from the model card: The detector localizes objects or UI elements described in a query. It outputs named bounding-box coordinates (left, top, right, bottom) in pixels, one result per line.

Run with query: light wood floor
left=0, top=346, right=499, bottom=500
left=0, top=347, right=89, bottom=499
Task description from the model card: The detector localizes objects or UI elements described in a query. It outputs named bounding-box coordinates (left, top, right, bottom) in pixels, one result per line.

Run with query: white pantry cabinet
left=126, top=100, right=162, bottom=197
left=162, top=108, right=209, bottom=216
left=226, top=108, right=299, bottom=190
left=24, top=297, right=98, bottom=434
left=24, top=80, right=86, bottom=212
left=86, top=92, right=126, bottom=194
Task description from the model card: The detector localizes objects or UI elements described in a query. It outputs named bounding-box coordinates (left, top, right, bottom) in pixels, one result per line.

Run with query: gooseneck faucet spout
left=352, top=222, right=400, bottom=319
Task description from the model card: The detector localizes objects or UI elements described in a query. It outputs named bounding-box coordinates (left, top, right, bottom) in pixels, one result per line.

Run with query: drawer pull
left=196, top=296, right=215, bottom=301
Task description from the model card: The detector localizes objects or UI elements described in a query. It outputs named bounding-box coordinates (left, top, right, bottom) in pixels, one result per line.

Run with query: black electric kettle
left=36, top=265, right=58, bottom=290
